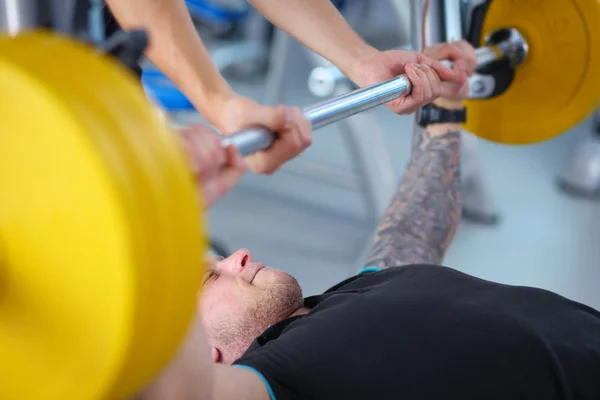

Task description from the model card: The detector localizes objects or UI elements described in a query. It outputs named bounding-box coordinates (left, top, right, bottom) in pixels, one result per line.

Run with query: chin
left=255, top=268, right=301, bottom=294
left=260, top=268, right=295, bottom=284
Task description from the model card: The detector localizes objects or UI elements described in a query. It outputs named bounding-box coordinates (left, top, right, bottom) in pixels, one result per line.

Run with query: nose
left=217, top=249, right=252, bottom=275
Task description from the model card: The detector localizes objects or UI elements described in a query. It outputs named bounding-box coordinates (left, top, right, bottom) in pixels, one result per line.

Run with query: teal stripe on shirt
left=233, top=365, right=277, bottom=400
left=358, top=266, right=381, bottom=275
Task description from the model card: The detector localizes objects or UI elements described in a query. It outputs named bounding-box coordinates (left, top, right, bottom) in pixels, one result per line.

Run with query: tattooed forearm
left=364, top=126, right=462, bottom=269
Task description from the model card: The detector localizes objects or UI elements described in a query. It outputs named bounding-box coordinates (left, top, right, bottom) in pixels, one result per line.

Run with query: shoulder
left=216, top=365, right=274, bottom=400
left=355, top=263, right=451, bottom=281
left=317, top=264, right=452, bottom=294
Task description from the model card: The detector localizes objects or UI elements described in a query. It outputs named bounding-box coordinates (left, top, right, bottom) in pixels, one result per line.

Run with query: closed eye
left=202, top=270, right=218, bottom=287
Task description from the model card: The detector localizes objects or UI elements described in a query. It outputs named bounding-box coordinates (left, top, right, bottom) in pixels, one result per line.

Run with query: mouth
left=249, top=264, right=265, bottom=284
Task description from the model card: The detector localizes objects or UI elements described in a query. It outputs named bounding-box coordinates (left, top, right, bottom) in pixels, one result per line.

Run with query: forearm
left=248, top=0, right=375, bottom=77
left=136, top=319, right=267, bottom=400
left=105, top=0, right=233, bottom=127
left=137, top=319, right=215, bottom=400
left=364, top=100, right=463, bottom=269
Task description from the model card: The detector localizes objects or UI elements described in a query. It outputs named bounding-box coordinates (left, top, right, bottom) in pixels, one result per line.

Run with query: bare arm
left=364, top=98, right=463, bottom=269
left=138, top=319, right=268, bottom=400
left=105, top=0, right=234, bottom=128
left=248, top=0, right=376, bottom=77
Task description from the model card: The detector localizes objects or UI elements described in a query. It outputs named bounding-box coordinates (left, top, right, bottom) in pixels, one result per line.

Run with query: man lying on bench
left=140, top=41, right=600, bottom=400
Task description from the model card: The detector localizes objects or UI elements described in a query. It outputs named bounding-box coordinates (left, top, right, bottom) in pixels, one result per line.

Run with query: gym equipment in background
left=557, top=109, right=600, bottom=199
left=186, top=0, right=272, bottom=79
left=186, top=0, right=249, bottom=37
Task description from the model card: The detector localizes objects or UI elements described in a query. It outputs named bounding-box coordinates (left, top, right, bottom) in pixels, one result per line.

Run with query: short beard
left=216, top=278, right=303, bottom=364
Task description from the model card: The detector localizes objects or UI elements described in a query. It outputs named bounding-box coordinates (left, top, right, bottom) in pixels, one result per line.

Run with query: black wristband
left=417, top=104, right=467, bottom=127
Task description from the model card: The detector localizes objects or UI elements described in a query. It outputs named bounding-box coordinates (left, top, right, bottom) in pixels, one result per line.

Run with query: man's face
left=199, top=249, right=303, bottom=363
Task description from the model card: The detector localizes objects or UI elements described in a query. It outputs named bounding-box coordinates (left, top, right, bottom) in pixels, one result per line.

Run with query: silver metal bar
left=220, top=127, right=276, bottom=156
left=0, top=0, right=41, bottom=35
left=305, top=77, right=412, bottom=130
left=409, top=0, right=425, bottom=52
left=443, top=0, right=463, bottom=41
left=424, top=0, right=444, bottom=46
left=474, top=46, right=501, bottom=67
left=222, top=75, right=412, bottom=156
left=387, top=0, right=412, bottom=46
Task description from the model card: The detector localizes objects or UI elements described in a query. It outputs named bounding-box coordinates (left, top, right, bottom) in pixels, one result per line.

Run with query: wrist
left=192, top=86, right=236, bottom=130
left=425, top=122, right=462, bottom=137
left=433, top=98, right=464, bottom=110
left=342, top=44, right=379, bottom=82
left=418, top=102, right=466, bottom=135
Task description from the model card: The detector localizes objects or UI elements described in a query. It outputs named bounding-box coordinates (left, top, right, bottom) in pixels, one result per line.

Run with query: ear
left=211, top=346, right=222, bottom=363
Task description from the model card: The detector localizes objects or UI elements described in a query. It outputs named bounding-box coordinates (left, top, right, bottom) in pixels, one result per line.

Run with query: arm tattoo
left=364, top=127, right=462, bottom=269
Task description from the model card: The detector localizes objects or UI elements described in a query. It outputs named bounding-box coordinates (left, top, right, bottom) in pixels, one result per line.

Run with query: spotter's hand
left=179, top=124, right=246, bottom=208
left=215, top=95, right=312, bottom=175
left=423, top=40, right=477, bottom=102
left=349, top=48, right=468, bottom=114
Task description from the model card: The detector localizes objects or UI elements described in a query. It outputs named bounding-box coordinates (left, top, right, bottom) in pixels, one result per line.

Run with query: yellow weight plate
left=0, top=31, right=205, bottom=400
left=463, top=0, right=600, bottom=144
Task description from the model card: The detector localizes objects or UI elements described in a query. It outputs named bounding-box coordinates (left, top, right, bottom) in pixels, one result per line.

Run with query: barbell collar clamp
left=484, top=28, right=528, bottom=69
left=467, top=73, right=497, bottom=99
